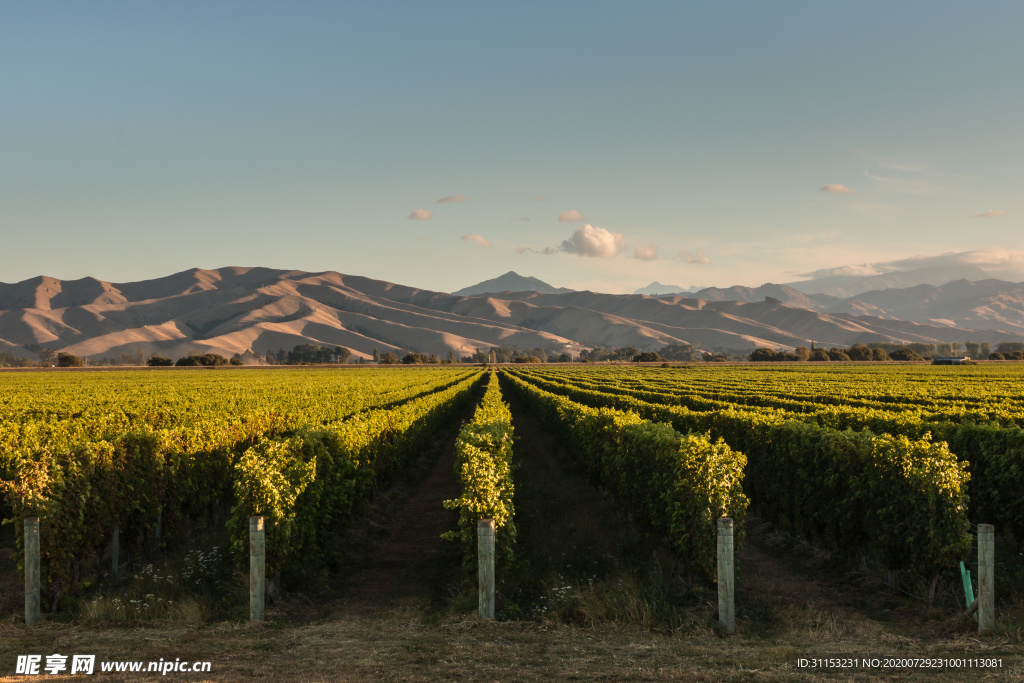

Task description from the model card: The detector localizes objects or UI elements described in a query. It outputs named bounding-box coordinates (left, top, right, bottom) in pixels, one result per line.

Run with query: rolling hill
left=2, top=267, right=1024, bottom=362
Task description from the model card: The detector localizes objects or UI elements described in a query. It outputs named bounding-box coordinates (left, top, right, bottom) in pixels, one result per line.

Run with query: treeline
left=262, top=345, right=351, bottom=365
left=146, top=346, right=352, bottom=368
left=749, top=341, right=1024, bottom=363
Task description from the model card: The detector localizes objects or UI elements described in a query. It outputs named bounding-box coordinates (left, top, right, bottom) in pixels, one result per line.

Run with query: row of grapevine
left=515, top=366, right=1024, bottom=540
left=0, top=369, right=485, bottom=596
left=503, top=372, right=747, bottom=579
left=230, top=370, right=487, bottom=583
left=508, top=369, right=972, bottom=578
left=442, top=372, right=516, bottom=574
left=0, top=368, right=476, bottom=463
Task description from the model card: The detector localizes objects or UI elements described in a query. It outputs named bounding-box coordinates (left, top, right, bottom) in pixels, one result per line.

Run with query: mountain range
left=3, top=267, right=1024, bottom=362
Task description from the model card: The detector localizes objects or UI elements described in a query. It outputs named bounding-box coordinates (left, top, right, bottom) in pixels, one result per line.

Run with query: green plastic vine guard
left=960, top=560, right=976, bottom=617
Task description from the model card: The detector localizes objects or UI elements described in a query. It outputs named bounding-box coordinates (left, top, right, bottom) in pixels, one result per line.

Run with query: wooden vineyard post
left=978, top=523, right=994, bottom=633
left=478, top=518, right=495, bottom=620
left=111, top=525, right=120, bottom=578
left=24, top=518, right=40, bottom=625
left=717, top=517, right=735, bottom=634
left=250, top=516, right=265, bottom=622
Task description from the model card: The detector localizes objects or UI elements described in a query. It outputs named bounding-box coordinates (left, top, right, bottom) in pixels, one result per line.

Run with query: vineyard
left=1, top=363, right=1022, bottom=679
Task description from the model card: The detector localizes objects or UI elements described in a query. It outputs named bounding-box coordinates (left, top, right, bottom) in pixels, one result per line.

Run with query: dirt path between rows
left=322, top=399, right=478, bottom=617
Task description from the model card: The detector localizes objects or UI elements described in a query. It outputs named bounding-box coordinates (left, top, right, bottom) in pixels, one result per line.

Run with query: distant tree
left=373, top=347, right=380, bottom=362
left=703, top=352, right=729, bottom=362
left=965, top=342, right=980, bottom=360
left=230, top=355, right=244, bottom=366
left=56, top=352, right=85, bottom=367
left=989, top=352, right=1006, bottom=360
left=794, top=346, right=810, bottom=361
left=147, top=355, right=173, bottom=366
left=512, top=355, right=542, bottom=363
left=557, top=353, right=572, bottom=363
left=610, top=346, right=640, bottom=361
left=827, top=348, right=851, bottom=361
left=996, top=342, right=1024, bottom=354
left=889, top=348, right=924, bottom=361
left=1008, top=351, right=1024, bottom=361
left=380, top=351, right=399, bottom=365
left=580, top=347, right=611, bottom=362
left=908, top=343, right=936, bottom=357
left=633, top=351, right=663, bottom=363
left=809, top=349, right=831, bottom=361
left=38, top=348, right=58, bottom=366
left=749, top=348, right=778, bottom=362
left=846, top=345, right=872, bottom=361
left=659, top=344, right=700, bottom=362
left=0, top=352, right=36, bottom=368
left=777, top=352, right=800, bottom=361
left=980, top=342, right=991, bottom=359
left=871, top=348, right=889, bottom=361
left=175, top=353, right=227, bottom=367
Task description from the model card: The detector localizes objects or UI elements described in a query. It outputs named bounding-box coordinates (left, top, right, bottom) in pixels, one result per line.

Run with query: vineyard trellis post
left=25, top=518, right=40, bottom=625
left=978, top=523, right=994, bottom=633
left=717, top=517, right=735, bottom=634
left=478, top=518, right=495, bottom=620
left=250, top=516, right=265, bottom=622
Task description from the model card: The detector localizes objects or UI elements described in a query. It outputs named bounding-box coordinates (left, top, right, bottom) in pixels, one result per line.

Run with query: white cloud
left=461, top=235, right=491, bottom=248
left=632, top=246, right=658, bottom=261
left=558, top=210, right=585, bottom=222
left=680, top=250, right=712, bottom=265
left=561, top=225, right=625, bottom=258
left=517, top=246, right=557, bottom=255
left=409, top=209, right=433, bottom=220
left=821, top=184, right=854, bottom=194
left=436, top=195, right=466, bottom=204
left=802, top=263, right=884, bottom=278
left=799, top=248, right=1024, bottom=281
left=974, top=210, right=1006, bottom=218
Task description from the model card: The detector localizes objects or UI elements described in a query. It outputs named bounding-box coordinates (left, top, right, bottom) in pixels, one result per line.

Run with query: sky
left=2, top=1, right=1023, bottom=294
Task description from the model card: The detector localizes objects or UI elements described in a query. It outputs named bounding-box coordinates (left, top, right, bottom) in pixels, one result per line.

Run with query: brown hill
left=2, top=267, right=1024, bottom=362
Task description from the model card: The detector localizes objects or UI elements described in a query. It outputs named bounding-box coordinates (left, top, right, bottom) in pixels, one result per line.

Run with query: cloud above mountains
left=632, top=246, right=658, bottom=261
left=681, top=250, right=712, bottom=265
left=558, top=210, right=585, bottom=222
left=821, top=184, right=854, bottom=194
left=409, top=209, right=433, bottom=220
left=799, top=248, right=1024, bottom=281
left=461, top=235, right=492, bottom=248
left=436, top=195, right=466, bottom=204
left=561, top=225, right=625, bottom=257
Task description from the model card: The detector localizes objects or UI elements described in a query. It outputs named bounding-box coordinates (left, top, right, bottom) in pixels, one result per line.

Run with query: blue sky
left=2, top=2, right=1023, bottom=293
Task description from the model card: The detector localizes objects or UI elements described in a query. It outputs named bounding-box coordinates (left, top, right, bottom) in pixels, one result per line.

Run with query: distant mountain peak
left=633, top=282, right=706, bottom=296
left=453, top=272, right=573, bottom=296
